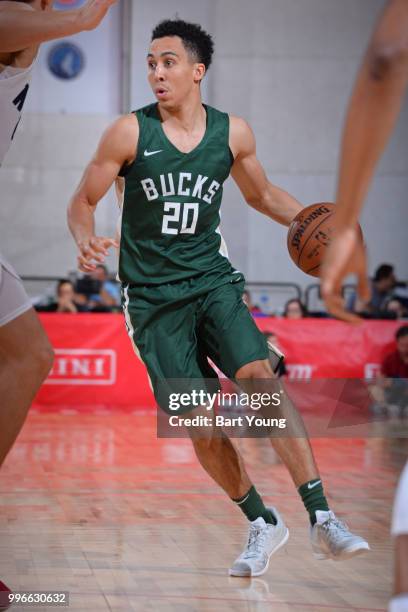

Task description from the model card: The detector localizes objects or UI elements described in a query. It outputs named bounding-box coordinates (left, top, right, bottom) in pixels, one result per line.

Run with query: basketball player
left=319, top=1, right=408, bottom=608
left=0, top=0, right=117, bottom=464
left=320, top=0, right=408, bottom=323
left=0, top=1, right=116, bottom=602
left=68, top=19, right=369, bottom=577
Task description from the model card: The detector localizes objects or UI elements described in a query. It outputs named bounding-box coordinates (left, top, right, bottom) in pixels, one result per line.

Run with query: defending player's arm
left=68, top=114, right=138, bottom=272
left=230, top=116, right=302, bottom=225
left=321, top=0, right=408, bottom=320
left=0, top=0, right=117, bottom=52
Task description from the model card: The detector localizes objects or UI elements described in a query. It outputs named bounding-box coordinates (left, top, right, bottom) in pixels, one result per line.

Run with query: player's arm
left=321, top=0, right=408, bottom=320
left=68, top=114, right=138, bottom=273
left=335, top=0, right=408, bottom=230
left=230, top=116, right=302, bottom=225
left=0, top=0, right=117, bottom=53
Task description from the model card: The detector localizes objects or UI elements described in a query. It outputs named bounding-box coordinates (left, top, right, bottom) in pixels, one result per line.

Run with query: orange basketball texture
left=287, top=202, right=337, bottom=277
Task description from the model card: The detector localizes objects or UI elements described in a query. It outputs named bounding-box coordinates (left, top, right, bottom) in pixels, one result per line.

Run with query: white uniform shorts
left=392, top=461, right=408, bottom=537
left=0, top=253, right=32, bottom=327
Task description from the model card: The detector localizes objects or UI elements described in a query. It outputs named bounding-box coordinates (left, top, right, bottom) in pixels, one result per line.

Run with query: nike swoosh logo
left=144, top=149, right=163, bottom=157
left=308, top=480, right=322, bottom=490
left=235, top=493, right=250, bottom=505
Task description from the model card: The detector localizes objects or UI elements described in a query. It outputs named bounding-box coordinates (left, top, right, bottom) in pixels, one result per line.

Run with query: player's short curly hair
left=151, top=19, right=214, bottom=71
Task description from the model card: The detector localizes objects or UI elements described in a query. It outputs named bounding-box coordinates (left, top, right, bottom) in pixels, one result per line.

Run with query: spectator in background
left=283, top=298, right=307, bottom=319
left=242, top=288, right=264, bottom=316
left=368, top=264, right=397, bottom=314
left=88, top=264, right=121, bottom=311
left=349, top=263, right=399, bottom=318
left=263, top=331, right=287, bottom=377
left=37, top=279, right=88, bottom=313
left=382, top=325, right=408, bottom=380
left=372, top=326, right=408, bottom=418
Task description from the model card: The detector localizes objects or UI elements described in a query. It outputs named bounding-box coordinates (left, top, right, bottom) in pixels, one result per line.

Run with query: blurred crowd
left=35, top=265, right=121, bottom=314
left=243, top=262, right=408, bottom=321
left=33, top=260, right=407, bottom=320
left=347, top=264, right=408, bottom=320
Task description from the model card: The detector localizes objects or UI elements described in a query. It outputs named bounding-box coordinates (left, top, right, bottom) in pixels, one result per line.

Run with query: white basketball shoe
left=311, top=510, right=370, bottom=560
left=229, top=507, right=289, bottom=577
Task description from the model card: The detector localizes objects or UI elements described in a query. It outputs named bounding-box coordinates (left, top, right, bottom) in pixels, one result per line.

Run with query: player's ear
left=193, top=63, right=206, bottom=84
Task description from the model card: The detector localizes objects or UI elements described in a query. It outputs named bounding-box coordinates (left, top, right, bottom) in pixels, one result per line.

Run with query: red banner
left=254, top=318, right=399, bottom=379
left=34, top=314, right=401, bottom=409
left=36, top=314, right=155, bottom=409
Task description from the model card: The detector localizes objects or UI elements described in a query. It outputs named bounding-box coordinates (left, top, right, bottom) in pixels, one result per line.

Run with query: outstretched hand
left=77, top=236, right=119, bottom=273
left=77, top=0, right=118, bottom=32
left=320, top=226, right=371, bottom=323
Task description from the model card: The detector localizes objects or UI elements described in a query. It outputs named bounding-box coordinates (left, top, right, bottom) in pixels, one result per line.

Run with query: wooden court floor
left=0, top=411, right=407, bottom=612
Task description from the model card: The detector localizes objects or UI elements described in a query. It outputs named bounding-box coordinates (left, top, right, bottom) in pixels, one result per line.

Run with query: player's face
left=147, top=36, right=205, bottom=109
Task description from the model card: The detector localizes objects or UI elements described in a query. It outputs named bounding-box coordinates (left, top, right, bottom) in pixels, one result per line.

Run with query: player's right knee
left=369, top=42, right=408, bottom=80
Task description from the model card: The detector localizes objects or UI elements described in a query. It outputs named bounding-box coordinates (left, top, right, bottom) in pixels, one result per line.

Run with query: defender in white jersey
left=0, top=0, right=116, bottom=603
left=0, top=62, right=33, bottom=165
left=0, top=59, right=34, bottom=322
left=0, top=27, right=36, bottom=327
left=0, top=0, right=116, bottom=467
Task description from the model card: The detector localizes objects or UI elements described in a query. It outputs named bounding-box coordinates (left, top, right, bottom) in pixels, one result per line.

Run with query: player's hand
left=77, top=236, right=119, bottom=273
left=320, top=226, right=371, bottom=324
left=76, top=0, right=117, bottom=32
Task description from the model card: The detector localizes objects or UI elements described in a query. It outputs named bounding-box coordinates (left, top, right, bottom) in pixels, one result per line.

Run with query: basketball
left=288, top=202, right=348, bottom=277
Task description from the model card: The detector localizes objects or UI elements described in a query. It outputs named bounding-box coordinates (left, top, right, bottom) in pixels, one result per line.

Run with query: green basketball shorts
left=121, top=273, right=269, bottom=414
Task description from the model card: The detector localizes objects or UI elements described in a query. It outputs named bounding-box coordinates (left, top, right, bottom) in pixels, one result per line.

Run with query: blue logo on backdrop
left=54, top=0, right=87, bottom=9
left=47, top=42, right=85, bottom=80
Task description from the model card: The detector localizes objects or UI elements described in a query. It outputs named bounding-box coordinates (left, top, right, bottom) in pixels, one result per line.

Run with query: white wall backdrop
left=1, top=0, right=407, bottom=288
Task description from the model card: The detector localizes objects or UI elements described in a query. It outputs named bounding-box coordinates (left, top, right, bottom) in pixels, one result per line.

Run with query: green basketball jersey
left=118, top=103, right=236, bottom=286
